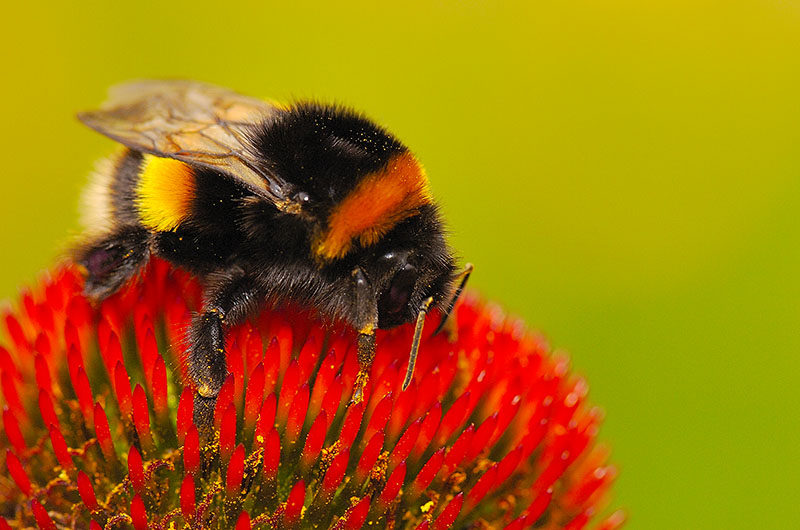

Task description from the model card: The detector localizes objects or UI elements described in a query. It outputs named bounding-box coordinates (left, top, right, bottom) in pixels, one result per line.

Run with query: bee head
left=352, top=206, right=456, bottom=330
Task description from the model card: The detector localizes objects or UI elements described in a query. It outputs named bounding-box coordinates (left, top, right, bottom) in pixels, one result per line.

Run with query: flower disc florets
left=0, top=260, right=623, bottom=529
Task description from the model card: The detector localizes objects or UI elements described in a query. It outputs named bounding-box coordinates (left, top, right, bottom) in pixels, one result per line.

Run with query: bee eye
left=379, top=264, right=417, bottom=319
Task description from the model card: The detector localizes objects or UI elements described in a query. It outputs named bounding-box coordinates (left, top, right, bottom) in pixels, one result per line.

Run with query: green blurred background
left=2, top=0, right=799, bottom=527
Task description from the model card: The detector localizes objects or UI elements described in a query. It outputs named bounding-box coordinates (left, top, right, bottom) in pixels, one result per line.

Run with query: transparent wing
left=78, top=80, right=298, bottom=209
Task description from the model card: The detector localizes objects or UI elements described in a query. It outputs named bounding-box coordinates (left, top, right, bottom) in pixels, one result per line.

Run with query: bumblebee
left=74, top=80, right=472, bottom=433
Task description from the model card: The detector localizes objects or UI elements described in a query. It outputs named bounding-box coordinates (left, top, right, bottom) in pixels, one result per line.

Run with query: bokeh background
left=2, top=1, right=799, bottom=527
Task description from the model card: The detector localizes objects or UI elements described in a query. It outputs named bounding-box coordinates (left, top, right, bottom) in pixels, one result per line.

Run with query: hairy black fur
left=109, top=150, right=143, bottom=226
left=248, top=103, right=406, bottom=219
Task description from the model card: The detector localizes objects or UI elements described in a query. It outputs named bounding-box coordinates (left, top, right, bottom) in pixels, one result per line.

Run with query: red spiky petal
left=5, top=313, right=29, bottom=354
left=176, top=387, right=194, bottom=445
left=300, top=411, right=327, bottom=469
left=35, top=331, right=52, bottom=357
left=6, top=449, right=32, bottom=495
left=38, top=389, right=59, bottom=430
left=390, top=418, right=421, bottom=469
left=466, top=464, right=498, bottom=509
left=525, top=487, right=553, bottom=520
left=114, top=361, right=133, bottom=420
left=128, top=445, right=145, bottom=493
left=73, top=367, right=95, bottom=428
left=130, top=493, right=148, bottom=530
left=263, top=337, right=280, bottom=396
left=285, top=383, right=310, bottom=447
left=496, top=446, right=523, bottom=486
left=321, top=448, right=349, bottom=495
left=245, top=328, right=263, bottom=380
left=1, top=372, right=25, bottom=420
left=412, top=447, right=446, bottom=494
left=433, top=492, right=463, bottom=530
left=262, top=428, right=281, bottom=480
left=365, top=392, right=393, bottom=441
left=104, top=334, right=124, bottom=388
left=48, top=424, right=74, bottom=471
left=0, top=346, right=20, bottom=382
left=388, top=385, right=416, bottom=441
left=244, top=361, right=264, bottom=431
left=277, top=360, right=300, bottom=427
left=345, top=496, right=370, bottom=529
left=151, top=355, right=168, bottom=416
left=183, top=425, right=200, bottom=475
left=378, top=460, right=406, bottom=506
left=214, top=375, right=235, bottom=431
left=339, top=402, right=364, bottom=450
left=31, top=499, right=56, bottom=530
left=77, top=471, right=99, bottom=511
left=320, top=375, right=344, bottom=423
left=414, top=402, right=442, bottom=458
left=253, top=393, right=276, bottom=450
left=436, top=391, right=471, bottom=445
left=2, top=407, right=26, bottom=454
left=226, top=443, right=245, bottom=497
left=468, top=412, right=498, bottom=462
left=235, top=511, right=251, bottom=530
left=140, top=328, right=158, bottom=387
left=66, top=340, right=83, bottom=384
left=180, top=473, right=196, bottom=520
left=442, top=423, right=474, bottom=475
left=132, top=384, right=155, bottom=454
left=357, top=430, right=385, bottom=481
left=220, top=403, right=237, bottom=464
left=308, top=351, right=336, bottom=418
left=228, top=338, right=245, bottom=407
left=503, top=516, right=530, bottom=530
left=93, top=402, right=115, bottom=462
left=283, top=480, right=305, bottom=526
left=34, top=353, right=52, bottom=394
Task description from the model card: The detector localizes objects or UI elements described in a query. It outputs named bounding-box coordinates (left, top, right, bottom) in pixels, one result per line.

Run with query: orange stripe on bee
left=313, top=152, right=431, bottom=261
left=136, top=155, right=195, bottom=232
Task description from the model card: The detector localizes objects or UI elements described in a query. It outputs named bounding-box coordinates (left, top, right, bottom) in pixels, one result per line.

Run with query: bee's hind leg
left=73, top=226, right=151, bottom=301
left=188, top=267, right=263, bottom=442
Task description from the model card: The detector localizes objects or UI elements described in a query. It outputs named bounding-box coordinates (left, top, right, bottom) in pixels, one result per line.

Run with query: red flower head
left=0, top=260, right=623, bottom=529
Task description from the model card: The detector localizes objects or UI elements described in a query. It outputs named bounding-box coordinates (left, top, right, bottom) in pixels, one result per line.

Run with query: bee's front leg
left=188, top=268, right=262, bottom=442
left=351, top=267, right=378, bottom=404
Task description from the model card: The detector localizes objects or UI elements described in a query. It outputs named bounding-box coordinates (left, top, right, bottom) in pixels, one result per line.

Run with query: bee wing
left=78, top=80, right=299, bottom=210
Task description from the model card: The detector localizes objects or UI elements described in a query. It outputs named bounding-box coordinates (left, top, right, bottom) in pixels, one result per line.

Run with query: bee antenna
left=432, top=263, right=474, bottom=337
left=402, top=296, right=434, bottom=391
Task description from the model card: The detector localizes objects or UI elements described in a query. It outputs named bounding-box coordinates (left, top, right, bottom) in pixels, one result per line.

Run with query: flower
left=0, top=259, right=624, bottom=529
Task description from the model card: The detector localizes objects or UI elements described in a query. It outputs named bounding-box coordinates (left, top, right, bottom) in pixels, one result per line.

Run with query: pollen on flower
left=0, top=259, right=623, bottom=529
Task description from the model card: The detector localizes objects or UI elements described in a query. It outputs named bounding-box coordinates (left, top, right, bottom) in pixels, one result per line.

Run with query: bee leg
left=351, top=267, right=378, bottom=404
left=188, top=268, right=262, bottom=440
left=431, top=263, right=473, bottom=340
left=74, top=226, right=151, bottom=301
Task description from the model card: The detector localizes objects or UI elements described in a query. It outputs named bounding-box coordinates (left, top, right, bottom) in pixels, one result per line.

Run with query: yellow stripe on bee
left=136, top=154, right=195, bottom=232
left=313, top=152, right=432, bottom=261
